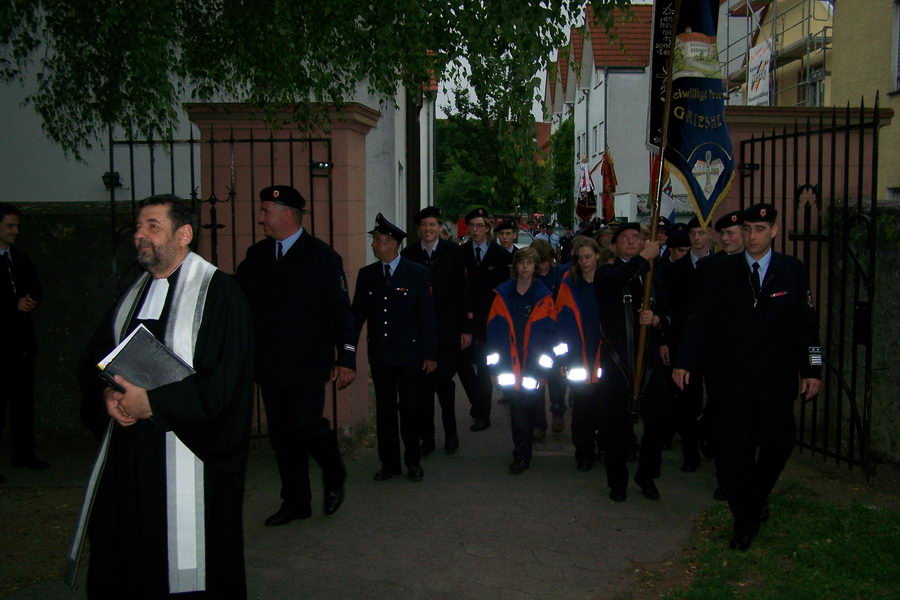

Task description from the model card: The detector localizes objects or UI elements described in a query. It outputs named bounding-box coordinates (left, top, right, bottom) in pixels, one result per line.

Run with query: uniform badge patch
left=272, top=190, right=280, bottom=199
left=806, top=290, right=815, bottom=308
left=344, top=344, right=356, bottom=352
left=339, top=274, right=347, bottom=292
left=770, top=291, right=788, bottom=298
left=809, top=346, right=823, bottom=366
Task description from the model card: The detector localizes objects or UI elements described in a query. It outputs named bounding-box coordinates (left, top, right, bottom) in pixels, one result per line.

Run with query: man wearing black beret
left=494, top=219, right=517, bottom=255
left=714, top=210, right=745, bottom=256
left=353, top=214, right=437, bottom=481
left=236, top=184, right=357, bottom=525
left=674, top=203, right=822, bottom=551
left=401, top=206, right=472, bottom=455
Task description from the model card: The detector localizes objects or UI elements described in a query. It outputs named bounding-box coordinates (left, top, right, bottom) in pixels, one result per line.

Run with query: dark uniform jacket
left=674, top=252, right=822, bottom=444
left=593, top=256, right=671, bottom=409
left=352, top=257, right=437, bottom=368
left=0, top=247, right=42, bottom=356
left=461, top=240, right=512, bottom=341
left=401, top=238, right=473, bottom=356
left=235, top=232, right=356, bottom=388
left=657, top=252, right=710, bottom=355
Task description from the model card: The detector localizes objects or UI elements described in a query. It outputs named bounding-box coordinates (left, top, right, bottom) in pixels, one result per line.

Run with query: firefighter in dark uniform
left=458, top=208, right=512, bottom=431
left=493, top=219, right=518, bottom=256
left=401, top=206, right=473, bottom=455
left=593, top=223, right=671, bottom=502
left=235, top=185, right=356, bottom=526
left=674, top=203, right=822, bottom=551
left=353, top=213, right=437, bottom=481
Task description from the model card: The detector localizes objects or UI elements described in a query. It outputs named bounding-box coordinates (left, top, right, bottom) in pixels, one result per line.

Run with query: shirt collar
left=690, top=249, right=710, bottom=267
left=381, top=253, right=402, bottom=273
left=473, top=239, right=489, bottom=254
left=421, top=239, right=437, bottom=254
left=744, top=248, right=773, bottom=281
left=277, top=227, right=304, bottom=256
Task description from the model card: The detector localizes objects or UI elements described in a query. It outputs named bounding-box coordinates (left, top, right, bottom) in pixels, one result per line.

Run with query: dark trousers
left=0, top=352, right=38, bottom=462
left=456, top=341, right=492, bottom=420
left=598, top=368, right=665, bottom=490
left=419, top=353, right=458, bottom=445
left=261, top=382, right=345, bottom=510
left=508, top=389, right=541, bottom=463
left=548, top=370, right=567, bottom=417
left=570, top=383, right=603, bottom=462
left=675, top=370, right=704, bottom=464
left=371, top=364, right=424, bottom=472
left=719, top=420, right=793, bottom=535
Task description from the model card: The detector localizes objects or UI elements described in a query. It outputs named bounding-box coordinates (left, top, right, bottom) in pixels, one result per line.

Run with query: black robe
left=78, top=268, right=253, bottom=599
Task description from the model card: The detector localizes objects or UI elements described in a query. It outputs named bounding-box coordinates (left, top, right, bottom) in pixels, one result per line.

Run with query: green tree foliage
left=548, top=116, right=575, bottom=224
left=0, top=1, right=631, bottom=156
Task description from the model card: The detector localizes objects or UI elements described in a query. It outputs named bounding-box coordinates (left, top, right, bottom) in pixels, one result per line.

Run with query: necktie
left=751, top=262, right=761, bottom=297
left=1, top=252, right=14, bottom=295
left=276, top=241, right=284, bottom=261
left=384, top=263, right=391, bottom=281
left=475, top=246, right=482, bottom=266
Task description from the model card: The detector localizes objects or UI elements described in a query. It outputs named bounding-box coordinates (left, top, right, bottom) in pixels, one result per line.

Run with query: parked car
left=515, top=229, right=534, bottom=249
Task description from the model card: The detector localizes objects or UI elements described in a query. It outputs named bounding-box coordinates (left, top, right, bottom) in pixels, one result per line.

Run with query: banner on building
left=664, top=0, right=735, bottom=228
left=747, top=40, right=771, bottom=106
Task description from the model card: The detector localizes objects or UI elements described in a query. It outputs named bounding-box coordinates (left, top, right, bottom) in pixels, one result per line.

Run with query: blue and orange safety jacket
left=485, top=278, right=561, bottom=390
left=556, top=273, right=603, bottom=384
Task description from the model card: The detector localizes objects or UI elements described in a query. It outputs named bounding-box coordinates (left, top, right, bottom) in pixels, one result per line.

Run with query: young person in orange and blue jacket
left=484, top=247, right=563, bottom=474
left=556, top=237, right=611, bottom=472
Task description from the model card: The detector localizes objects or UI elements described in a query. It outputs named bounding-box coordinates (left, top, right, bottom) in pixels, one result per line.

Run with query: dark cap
left=714, top=210, right=744, bottom=231
left=657, top=216, right=671, bottom=230
left=494, top=219, right=515, bottom=233
left=260, top=185, right=306, bottom=210
left=687, top=216, right=703, bottom=230
left=368, top=213, right=407, bottom=242
left=743, top=203, right=777, bottom=224
left=667, top=228, right=691, bottom=248
left=414, top=206, right=442, bottom=224
left=465, top=207, right=489, bottom=223
left=611, top=222, right=641, bottom=243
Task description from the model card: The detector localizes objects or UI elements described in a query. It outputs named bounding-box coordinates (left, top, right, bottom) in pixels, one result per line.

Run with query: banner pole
left=630, top=0, right=681, bottom=416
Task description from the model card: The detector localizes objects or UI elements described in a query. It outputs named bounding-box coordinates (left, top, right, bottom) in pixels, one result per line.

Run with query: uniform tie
left=475, top=246, right=482, bottom=266
left=383, top=263, right=391, bottom=281
left=276, top=241, right=284, bottom=261
left=751, top=262, right=761, bottom=297
left=1, top=251, right=14, bottom=295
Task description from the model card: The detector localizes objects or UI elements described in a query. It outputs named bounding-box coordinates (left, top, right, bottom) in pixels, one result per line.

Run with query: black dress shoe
left=12, top=457, right=50, bottom=470
left=634, top=474, right=660, bottom=500
left=373, top=469, right=401, bottom=481
left=420, top=440, right=436, bottom=457
left=407, top=465, right=424, bottom=482
left=323, top=486, right=345, bottom=516
left=508, top=459, right=530, bottom=474
left=609, top=487, right=627, bottom=502
left=444, top=434, right=459, bottom=454
left=470, top=418, right=491, bottom=432
left=729, top=532, right=753, bottom=551
left=713, top=485, right=728, bottom=501
left=264, top=503, right=311, bottom=527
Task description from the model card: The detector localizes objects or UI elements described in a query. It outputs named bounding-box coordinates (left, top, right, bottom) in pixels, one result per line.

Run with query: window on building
left=592, top=126, right=598, bottom=155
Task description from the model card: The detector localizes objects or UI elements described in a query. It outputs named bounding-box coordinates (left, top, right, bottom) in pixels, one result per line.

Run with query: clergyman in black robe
left=77, top=196, right=253, bottom=599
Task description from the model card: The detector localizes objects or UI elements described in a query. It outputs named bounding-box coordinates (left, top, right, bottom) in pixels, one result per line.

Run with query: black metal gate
left=106, top=126, right=336, bottom=435
left=738, top=97, right=881, bottom=473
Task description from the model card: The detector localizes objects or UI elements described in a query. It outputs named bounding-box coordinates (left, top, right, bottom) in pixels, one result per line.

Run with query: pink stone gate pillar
left=185, top=102, right=381, bottom=434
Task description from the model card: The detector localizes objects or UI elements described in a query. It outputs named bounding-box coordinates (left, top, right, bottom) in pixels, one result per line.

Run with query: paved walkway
left=4, top=386, right=720, bottom=599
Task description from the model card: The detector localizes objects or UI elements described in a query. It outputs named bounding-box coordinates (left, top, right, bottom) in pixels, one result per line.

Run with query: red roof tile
left=586, top=4, right=652, bottom=68
left=556, top=45, right=570, bottom=96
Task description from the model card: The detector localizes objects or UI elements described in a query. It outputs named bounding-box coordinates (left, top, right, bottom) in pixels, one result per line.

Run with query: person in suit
left=235, top=185, right=356, bottom=526
left=458, top=208, right=511, bottom=431
left=494, top=219, right=518, bottom=255
left=674, top=203, right=822, bottom=551
left=657, top=216, right=713, bottom=474
left=401, top=206, right=472, bottom=455
left=594, top=223, right=671, bottom=502
left=0, top=203, right=47, bottom=479
left=353, top=214, right=437, bottom=481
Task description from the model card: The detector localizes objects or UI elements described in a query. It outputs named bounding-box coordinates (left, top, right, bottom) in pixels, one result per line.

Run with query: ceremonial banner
left=647, top=0, right=678, bottom=151
left=575, top=162, right=597, bottom=222
left=664, top=0, right=734, bottom=228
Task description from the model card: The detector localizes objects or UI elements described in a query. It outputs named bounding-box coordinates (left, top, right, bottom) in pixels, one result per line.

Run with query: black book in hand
left=97, top=324, right=195, bottom=392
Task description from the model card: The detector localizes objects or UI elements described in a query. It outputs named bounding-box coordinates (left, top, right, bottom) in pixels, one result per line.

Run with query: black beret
left=368, top=212, right=407, bottom=242
left=260, top=185, right=305, bottom=210
left=687, top=216, right=702, bottom=230
left=714, top=210, right=744, bottom=231
left=657, top=216, right=671, bottom=229
left=667, top=228, right=691, bottom=248
left=743, top=203, right=777, bottom=224
left=494, top=220, right=515, bottom=233
left=465, top=207, right=489, bottom=223
left=414, top=206, right=442, bottom=223
left=611, top=222, right=641, bottom=243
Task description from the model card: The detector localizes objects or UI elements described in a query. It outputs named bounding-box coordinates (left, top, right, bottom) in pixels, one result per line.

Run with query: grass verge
left=659, top=484, right=900, bottom=600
